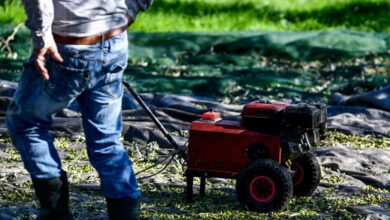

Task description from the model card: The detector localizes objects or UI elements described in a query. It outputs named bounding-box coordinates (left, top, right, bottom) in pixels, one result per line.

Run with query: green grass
left=0, top=0, right=25, bottom=25
left=133, top=0, right=390, bottom=32
left=1, top=0, right=390, bottom=32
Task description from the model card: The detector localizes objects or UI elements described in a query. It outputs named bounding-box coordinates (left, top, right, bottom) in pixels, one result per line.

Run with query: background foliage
left=0, top=0, right=390, bottom=32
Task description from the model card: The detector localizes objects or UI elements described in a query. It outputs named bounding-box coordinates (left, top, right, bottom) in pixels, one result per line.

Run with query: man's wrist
left=31, top=29, right=55, bottom=49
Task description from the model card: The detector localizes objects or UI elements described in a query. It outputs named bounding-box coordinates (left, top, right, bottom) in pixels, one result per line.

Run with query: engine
left=241, top=99, right=327, bottom=159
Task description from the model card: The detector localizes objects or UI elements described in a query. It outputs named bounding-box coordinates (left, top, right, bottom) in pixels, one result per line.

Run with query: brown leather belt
left=53, top=24, right=129, bottom=45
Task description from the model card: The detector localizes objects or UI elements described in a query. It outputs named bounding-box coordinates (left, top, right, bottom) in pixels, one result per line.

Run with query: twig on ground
left=0, top=23, right=23, bottom=58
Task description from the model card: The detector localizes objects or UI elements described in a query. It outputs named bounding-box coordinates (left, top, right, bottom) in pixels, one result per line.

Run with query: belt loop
left=100, top=33, right=105, bottom=48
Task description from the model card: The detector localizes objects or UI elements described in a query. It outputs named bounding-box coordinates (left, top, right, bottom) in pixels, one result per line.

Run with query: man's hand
left=33, top=44, right=64, bottom=80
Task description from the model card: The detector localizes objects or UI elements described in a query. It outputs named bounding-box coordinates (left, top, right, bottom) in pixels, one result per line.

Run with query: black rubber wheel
left=291, top=152, right=321, bottom=196
left=236, top=159, right=293, bottom=212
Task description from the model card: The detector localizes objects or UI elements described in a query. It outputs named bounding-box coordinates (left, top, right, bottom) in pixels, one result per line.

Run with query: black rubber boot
left=106, top=197, right=140, bottom=220
left=31, top=171, right=73, bottom=220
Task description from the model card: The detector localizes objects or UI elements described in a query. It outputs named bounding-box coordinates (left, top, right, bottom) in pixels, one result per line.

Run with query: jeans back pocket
left=45, top=61, right=88, bottom=102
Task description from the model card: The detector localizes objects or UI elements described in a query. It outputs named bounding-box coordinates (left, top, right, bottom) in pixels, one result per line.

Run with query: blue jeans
left=6, top=31, right=140, bottom=199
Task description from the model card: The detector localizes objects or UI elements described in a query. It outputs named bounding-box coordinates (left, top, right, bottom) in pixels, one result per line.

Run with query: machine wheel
left=291, top=152, right=321, bottom=196
left=236, top=159, right=293, bottom=212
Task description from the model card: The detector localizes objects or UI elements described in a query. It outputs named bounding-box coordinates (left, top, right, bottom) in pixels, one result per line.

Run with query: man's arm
left=22, top=0, right=63, bottom=80
left=126, top=0, right=153, bottom=22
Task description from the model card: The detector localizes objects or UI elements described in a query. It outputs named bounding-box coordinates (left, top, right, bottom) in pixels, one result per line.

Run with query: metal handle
left=122, top=80, right=185, bottom=157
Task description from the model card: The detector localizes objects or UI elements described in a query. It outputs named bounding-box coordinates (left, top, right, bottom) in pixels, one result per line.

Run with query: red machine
left=123, top=81, right=325, bottom=213
left=186, top=99, right=326, bottom=212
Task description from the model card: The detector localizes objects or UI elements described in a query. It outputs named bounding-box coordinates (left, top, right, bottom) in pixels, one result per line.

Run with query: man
left=6, top=0, right=153, bottom=219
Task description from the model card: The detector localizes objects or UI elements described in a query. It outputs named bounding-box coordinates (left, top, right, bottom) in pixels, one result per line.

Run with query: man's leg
left=6, top=58, right=87, bottom=219
left=76, top=41, right=140, bottom=219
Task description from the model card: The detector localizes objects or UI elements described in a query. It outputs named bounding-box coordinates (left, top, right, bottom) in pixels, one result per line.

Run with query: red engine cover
left=241, top=99, right=289, bottom=119
left=187, top=119, right=282, bottom=178
left=241, top=99, right=290, bottom=133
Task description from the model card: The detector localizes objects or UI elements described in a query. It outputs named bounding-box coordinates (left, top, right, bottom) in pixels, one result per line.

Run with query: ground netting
left=0, top=27, right=389, bottom=101
left=1, top=82, right=390, bottom=219
left=1, top=26, right=389, bottom=137
left=0, top=27, right=390, bottom=219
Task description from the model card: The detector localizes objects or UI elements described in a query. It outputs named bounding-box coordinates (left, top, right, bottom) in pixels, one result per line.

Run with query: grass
left=1, top=0, right=390, bottom=32
left=0, top=0, right=24, bottom=25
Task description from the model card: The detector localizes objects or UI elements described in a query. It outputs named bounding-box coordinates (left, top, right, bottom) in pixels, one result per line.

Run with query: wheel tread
left=292, top=152, right=321, bottom=196
left=236, top=159, right=293, bottom=212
